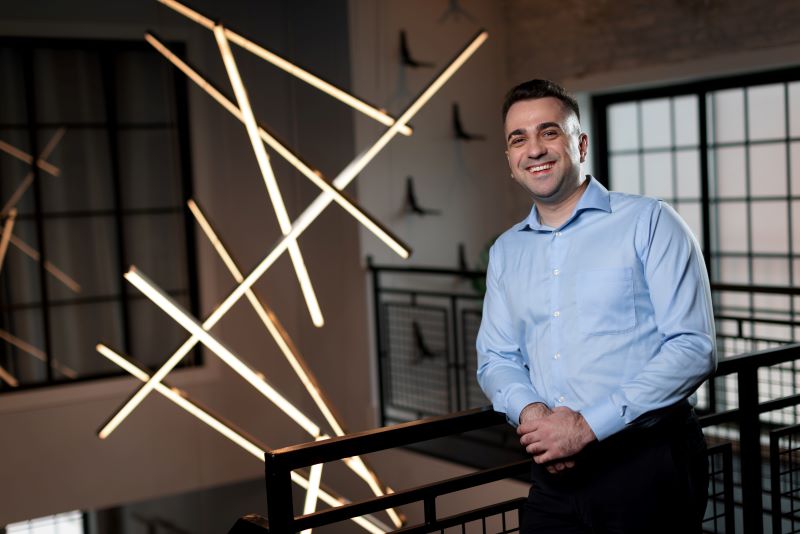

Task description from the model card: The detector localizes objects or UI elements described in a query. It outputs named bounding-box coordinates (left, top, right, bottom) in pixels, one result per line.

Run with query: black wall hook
left=405, top=176, right=441, bottom=216
left=453, top=102, right=485, bottom=141
left=458, top=242, right=469, bottom=272
left=400, top=30, right=434, bottom=68
left=412, top=320, right=439, bottom=360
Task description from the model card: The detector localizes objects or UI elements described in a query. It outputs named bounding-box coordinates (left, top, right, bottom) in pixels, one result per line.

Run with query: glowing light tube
left=0, top=209, right=17, bottom=274
left=99, top=29, right=486, bottom=441
left=8, top=234, right=81, bottom=293
left=1, top=129, right=66, bottom=217
left=97, top=344, right=389, bottom=534
left=156, top=0, right=412, bottom=137
left=0, top=139, right=60, bottom=177
left=122, top=266, right=322, bottom=438
left=0, top=328, right=78, bottom=379
left=214, top=23, right=323, bottom=328
left=301, top=453, right=324, bottom=534
left=145, top=33, right=410, bottom=260
left=187, top=199, right=402, bottom=527
left=0, top=363, right=18, bottom=387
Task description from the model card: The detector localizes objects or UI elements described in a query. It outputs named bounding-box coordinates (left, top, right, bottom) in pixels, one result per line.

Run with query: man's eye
left=509, top=137, right=525, bottom=146
left=542, top=130, right=558, bottom=138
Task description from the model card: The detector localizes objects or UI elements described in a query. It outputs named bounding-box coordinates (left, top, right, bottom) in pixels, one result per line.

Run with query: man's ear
left=579, top=133, right=588, bottom=163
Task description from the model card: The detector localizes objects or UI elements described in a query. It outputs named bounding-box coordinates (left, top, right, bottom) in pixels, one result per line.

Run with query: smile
left=526, top=162, right=555, bottom=173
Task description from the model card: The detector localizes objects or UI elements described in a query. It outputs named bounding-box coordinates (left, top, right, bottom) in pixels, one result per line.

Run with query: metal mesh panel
left=771, top=425, right=800, bottom=533
left=462, top=308, right=488, bottom=409
left=703, top=442, right=735, bottom=533
left=382, top=303, right=451, bottom=416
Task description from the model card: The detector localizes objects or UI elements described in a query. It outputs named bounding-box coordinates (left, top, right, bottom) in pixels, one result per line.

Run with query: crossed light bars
left=0, top=128, right=81, bottom=387
left=97, top=0, right=487, bottom=529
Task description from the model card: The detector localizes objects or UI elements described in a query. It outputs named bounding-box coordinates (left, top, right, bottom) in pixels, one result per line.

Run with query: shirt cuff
left=501, top=385, right=546, bottom=428
left=580, top=398, right=627, bottom=441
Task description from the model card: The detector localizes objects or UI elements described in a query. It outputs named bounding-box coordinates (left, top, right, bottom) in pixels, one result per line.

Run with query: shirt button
left=555, top=231, right=562, bottom=237
left=552, top=311, right=560, bottom=318
left=553, top=268, right=560, bottom=276
left=554, top=352, right=561, bottom=360
left=558, top=395, right=565, bottom=403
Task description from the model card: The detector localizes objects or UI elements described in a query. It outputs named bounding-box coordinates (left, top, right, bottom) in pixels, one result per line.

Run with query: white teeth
left=528, top=163, right=554, bottom=172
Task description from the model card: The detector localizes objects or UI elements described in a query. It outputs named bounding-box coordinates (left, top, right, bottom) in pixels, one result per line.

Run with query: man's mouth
left=525, top=162, right=555, bottom=174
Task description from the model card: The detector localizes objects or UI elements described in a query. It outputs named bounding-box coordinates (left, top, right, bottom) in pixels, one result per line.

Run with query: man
left=476, top=79, right=716, bottom=533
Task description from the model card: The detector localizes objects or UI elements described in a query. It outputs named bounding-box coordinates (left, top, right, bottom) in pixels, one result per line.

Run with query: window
left=0, top=37, right=200, bottom=391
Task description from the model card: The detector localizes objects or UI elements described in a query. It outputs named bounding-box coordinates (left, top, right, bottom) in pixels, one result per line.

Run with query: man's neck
left=536, top=178, right=589, bottom=228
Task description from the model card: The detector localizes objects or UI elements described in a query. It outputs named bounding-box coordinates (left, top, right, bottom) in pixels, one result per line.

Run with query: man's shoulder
left=607, top=190, right=662, bottom=212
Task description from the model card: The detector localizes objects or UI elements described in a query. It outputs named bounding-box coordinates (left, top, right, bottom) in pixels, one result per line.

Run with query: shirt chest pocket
left=576, top=268, right=636, bottom=335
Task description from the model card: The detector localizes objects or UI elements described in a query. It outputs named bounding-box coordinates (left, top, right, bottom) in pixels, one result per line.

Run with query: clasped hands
left=517, top=402, right=596, bottom=474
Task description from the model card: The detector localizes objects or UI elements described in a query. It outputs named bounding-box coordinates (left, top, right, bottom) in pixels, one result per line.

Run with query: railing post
left=738, top=364, right=763, bottom=534
left=265, top=451, right=294, bottom=533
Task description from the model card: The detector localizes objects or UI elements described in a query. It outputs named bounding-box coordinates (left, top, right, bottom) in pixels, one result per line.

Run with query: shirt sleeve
left=476, top=242, right=547, bottom=426
left=581, top=201, right=717, bottom=440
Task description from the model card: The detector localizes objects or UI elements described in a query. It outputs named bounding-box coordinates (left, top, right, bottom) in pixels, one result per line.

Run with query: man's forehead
left=504, top=97, right=575, bottom=132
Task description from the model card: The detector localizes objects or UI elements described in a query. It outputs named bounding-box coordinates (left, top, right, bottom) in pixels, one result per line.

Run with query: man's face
left=504, top=97, right=588, bottom=205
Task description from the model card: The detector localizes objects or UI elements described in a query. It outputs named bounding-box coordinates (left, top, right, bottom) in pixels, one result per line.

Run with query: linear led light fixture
left=301, top=442, right=325, bottom=534
left=8, top=234, right=81, bottom=293
left=0, top=328, right=78, bottom=379
left=0, top=363, right=17, bottom=387
left=187, top=199, right=402, bottom=527
left=100, top=29, right=487, bottom=441
left=213, top=23, right=323, bottom=328
left=145, top=33, right=410, bottom=260
left=0, top=139, right=60, bottom=177
left=157, top=0, right=412, bottom=137
left=0, top=209, right=16, bottom=274
left=96, top=344, right=389, bottom=534
left=120, top=266, right=401, bottom=527
left=1, top=129, right=65, bottom=217
left=121, top=266, right=322, bottom=438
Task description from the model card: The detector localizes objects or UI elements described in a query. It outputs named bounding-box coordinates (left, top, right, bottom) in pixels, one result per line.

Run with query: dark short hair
left=501, top=79, right=580, bottom=123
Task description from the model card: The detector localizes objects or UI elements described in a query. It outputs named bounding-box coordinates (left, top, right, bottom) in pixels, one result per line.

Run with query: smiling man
left=476, top=79, right=717, bottom=533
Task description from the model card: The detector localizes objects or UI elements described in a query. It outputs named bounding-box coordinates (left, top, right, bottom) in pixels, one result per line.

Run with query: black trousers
left=521, top=407, right=708, bottom=534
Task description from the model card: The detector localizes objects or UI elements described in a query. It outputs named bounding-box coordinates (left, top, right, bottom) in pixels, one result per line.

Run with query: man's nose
left=526, top=139, right=547, bottom=159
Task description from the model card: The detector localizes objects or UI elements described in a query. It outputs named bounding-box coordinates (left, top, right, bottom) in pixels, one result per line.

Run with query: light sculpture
left=96, top=1, right=487, bottom=530
left=96, top=344, right=389, bottom=534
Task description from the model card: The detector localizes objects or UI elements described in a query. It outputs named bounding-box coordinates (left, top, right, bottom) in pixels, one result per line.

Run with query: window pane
left=0, top=128, right=37, bottom=216
left=641, top=98, right=671, bottom=149
left=39, top=128, right=113, bottom=213
left=675, top=149, right=700, bottom=199
left=50, top=301, right=124, bottom=378
left=2, top=219, right=43, bottom=306
left=2, top=308, right=48, bottom=387
left=676, top=201, right=703, bottom=245
left=751, top=200, right=788, bottom=253
left=33, top=48, right=106, bottom=124
left=43, top=216, right=119, bottom=300
left=752, top=257, right=790, bottom=285
left=791, top=141, right=800, bottom=196
left=747, top=84, right=786, bottom=141
left=718, top=257, right=749, bottom=284
left=115, top=49, right=175, bottom=125
left=643, top=152, right=673, bottom=199
left=712, top=89, right=745, bottom=144
left=788, top=81, right=800, bottom=138
left=715, top=201, right=748, bottom=253
left=119, top=129, right=183, bottom=209
left=791, top=201, right=800, bottom=253
left=0, top=47, right=27, bottom=124
left=715, top=146, right=746, bottom=198
left=749, top=143, right=787, bottom=197
left=608, top=102, right=638, bottom=151
left=610, top=154, right=640, bottom=194
left=673, top=95, right=698, bottom=147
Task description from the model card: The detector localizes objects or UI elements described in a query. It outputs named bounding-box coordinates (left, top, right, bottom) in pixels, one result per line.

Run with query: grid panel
left=382, top=303, right=450, bottom=416
left=703, top=443, right=734, bottom=534
left=462, top=308, right=489, bottom=409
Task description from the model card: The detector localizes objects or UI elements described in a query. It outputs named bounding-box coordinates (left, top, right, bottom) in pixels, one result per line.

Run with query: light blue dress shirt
left=476, top=177, right=717, bottom=441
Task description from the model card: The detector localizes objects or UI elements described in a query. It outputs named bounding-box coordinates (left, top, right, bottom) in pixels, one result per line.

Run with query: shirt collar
left=521, top=176, right=611, bottom=232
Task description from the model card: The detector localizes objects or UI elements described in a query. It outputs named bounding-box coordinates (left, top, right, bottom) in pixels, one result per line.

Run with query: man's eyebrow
left=506, top=122, right=564, bottom=142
